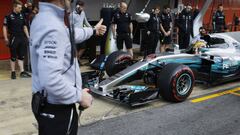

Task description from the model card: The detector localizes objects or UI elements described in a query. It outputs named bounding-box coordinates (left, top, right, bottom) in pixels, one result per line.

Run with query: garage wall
left=83, top=0, right=169, bottom=21
left=0, top=1, right=13, bottom=59
left=83, top=0, right=145, bottom=21
left=0, top=0, right=170, bottom=59
left=182, top=0, right=240, bottom=31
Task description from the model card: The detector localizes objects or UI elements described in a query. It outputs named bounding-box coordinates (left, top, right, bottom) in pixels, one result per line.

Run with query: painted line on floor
left=191, top=87, right=240, bottom=103
left=0, top=75, right=10, bottom=81
left=230, top=92, right=240, bottom=96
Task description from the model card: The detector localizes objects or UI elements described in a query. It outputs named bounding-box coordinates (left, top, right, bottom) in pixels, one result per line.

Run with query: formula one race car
left=82, top=32, right=240, bottom=106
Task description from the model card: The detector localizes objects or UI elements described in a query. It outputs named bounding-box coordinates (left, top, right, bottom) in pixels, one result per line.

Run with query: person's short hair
left=218, top=4, right=223, bottom=7
left=154, top=5, right=160, bottom=10
left=164, top=5, right=170, bottom=9
left=13, top=0, right=23, bottom=7
left=186, top=3, right=191, bottom=7
left=185, top=3, right=192, bottom=9
left=76, top=0, right=84, bottom=6
left=120, top=1, right=127, bottom=6
left=199, top=27, right=206, bottom=32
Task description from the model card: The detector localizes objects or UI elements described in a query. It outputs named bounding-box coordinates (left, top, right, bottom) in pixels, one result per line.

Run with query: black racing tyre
left=157, top=63, right=195, bottom=102
left=105, top=51, right=133, bottom=76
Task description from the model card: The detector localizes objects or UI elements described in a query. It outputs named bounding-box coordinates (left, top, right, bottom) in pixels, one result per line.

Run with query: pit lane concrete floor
left=79, top=90, right=240, bottom=135
left=0, top=59, right=240, bottom=135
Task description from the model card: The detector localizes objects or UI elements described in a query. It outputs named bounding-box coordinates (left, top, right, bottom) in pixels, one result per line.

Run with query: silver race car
left=83, top=0, right=240, bottom=106
left=83, top=32, right=240, bottom=106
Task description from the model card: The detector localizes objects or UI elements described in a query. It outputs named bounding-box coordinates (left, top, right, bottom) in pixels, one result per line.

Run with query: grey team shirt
left=69, top=10, right=91, bottom=28
left=30, top=2, right=93, bottom=104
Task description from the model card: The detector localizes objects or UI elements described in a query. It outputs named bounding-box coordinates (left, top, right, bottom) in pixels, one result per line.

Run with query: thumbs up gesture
left=94, top=18, right=107, bottom=36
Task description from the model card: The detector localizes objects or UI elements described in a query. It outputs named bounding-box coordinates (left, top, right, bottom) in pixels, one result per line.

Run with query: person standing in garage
left=176, top=4, right=194, bottom=49
left=22, top=1, right=34, bottom=72
left=146, top=6, right=161, bottom=55
left=160, top=5, right=172, bottom=53
left=112, top=1, right=134, bottom=57
left=212, top=4, right=226, bottom=33
left=69, top=0, right=92, bottom=65
left=3, top=0, right=31, bottom=79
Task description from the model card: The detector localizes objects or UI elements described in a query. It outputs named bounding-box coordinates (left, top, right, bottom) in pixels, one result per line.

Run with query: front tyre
left=157, top=63, right=195, bottom=102
left=105, top=51, right=133, bottom=76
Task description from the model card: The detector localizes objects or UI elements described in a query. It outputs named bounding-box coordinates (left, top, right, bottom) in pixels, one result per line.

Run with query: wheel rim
left=176, top=73, right=192, bottom=96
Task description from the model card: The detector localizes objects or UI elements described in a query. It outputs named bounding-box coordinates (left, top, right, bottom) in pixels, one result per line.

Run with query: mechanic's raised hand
left=94, top=18, right=107, bottom=36
left=80, top=88, right=93, bottom=109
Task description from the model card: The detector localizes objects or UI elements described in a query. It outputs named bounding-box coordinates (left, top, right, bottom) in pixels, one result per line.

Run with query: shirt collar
left=120, top=11, right=126, bottom=15
left=12, top=11, right=20, bottom=16
left=74, top=10, right=82, bottom=15
left=39, top=2, right=65, bottom=20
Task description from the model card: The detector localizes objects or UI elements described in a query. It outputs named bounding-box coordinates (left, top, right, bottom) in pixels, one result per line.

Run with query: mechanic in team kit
left=160, top=5, right=173, bottom=53
left=30, top=0, right=106, bottom=134
left=112, top=1, right=134, bottom=57
left=176, top=4, right=194, bottom=49
left=212, top=4, right=226, bottom=33
left=146, top=5, right=161, bottom=55
left=3, top=0, right=31, bottom=79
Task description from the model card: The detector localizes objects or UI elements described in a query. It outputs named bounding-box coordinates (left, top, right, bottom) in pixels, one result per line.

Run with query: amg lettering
left=45, top=46, right=56, bottom=49
left=44, top=41, right=57, bottom=45
left=47, top=55, right=58, bottom=59
left=44, top=50, right=56, bottom=54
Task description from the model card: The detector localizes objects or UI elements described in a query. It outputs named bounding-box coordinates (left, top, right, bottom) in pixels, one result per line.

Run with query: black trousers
left=117, top=33, right=132, bottom=50
left=215, top=25, right=225, bottom=33
left=178, top=31, right=191, bottom=49
left=147, top=32, right=160, bottom=55
left=35, top=103, right=78, bottom=135
left=9, top=35, right=28, bottom=61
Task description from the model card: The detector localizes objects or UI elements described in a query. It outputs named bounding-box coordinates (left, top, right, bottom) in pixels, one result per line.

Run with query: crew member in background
left=176, top=4, right=194, bottom=49
left=112, top=1, right=134, bottom=57
left=22, top=1, right=33, bottom=72
left=69, top=0, right=92, bottom=65
left=212, top=4, right=226, bottom=33
left=3, top=0, right=31, bottom=79
left=160, top=5, right=172, bottom=53
left=193, top=5, right=200, bottom=19
left=146, top=6, right=161, bottom=55
left=22, top=1, right=33, bottom=27
left=29, top=6, right=39, bottom=24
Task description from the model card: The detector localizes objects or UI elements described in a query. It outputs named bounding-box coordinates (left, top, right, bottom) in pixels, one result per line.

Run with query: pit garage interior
left=0, top=0, right=240, bottom=135
left=1, top=0, right=240, bottom=59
